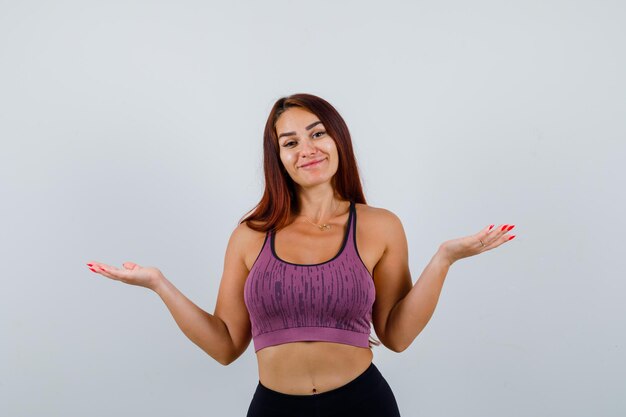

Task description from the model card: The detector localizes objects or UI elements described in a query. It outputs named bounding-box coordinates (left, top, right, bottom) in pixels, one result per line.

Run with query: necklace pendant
left=319, top=224, right=331, bottom=231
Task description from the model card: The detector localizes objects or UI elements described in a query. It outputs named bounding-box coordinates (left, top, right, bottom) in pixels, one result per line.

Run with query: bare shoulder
left=230, top=220, right=266, bottom=249
left=353, top=203, right=406, bottom=271
left=354, top=202, right=403, bottom=230
left=354, top=203, right=406, bottom=255
left=230, top=220, right=268, bottom=271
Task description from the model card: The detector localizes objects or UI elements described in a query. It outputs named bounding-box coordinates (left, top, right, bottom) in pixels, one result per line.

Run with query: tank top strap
left=257, top=229, right=273, bottom=260
left=344, top=200, right=357, bottom=251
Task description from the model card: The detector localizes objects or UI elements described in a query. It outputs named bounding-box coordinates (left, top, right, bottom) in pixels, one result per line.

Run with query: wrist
left=436, top=243, right=455, bottom=267
left=152, top=274, right=169, bottom=296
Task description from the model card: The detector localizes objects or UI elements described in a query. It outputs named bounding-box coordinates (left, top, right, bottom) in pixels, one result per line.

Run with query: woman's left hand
left=440, top=224, right=516, bottom=266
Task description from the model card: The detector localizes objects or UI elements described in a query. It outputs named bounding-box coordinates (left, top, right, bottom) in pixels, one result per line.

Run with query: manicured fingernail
left=89, top=268, right=97, bottom=272
left=489, top=224, right=494, bottom=231
left=507, top=225, right=515, bottom=231
left=87, top=263, right=93, bottom=267
left=501, top=225, right=508, bottom=231
left=508, top=235, right=516, bottom=240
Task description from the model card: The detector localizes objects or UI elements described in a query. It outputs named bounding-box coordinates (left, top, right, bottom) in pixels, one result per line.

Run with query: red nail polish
left=501, top=225, right=508, bottom=231
left=508, top=235, right=515, bottom=240
left=87, top=263, right=93, bottom=267
left=489, top=224, right=494, bottom=231
left=89, top=268, right=97, bottom=272
left=507, top=225, right=515, bottom=231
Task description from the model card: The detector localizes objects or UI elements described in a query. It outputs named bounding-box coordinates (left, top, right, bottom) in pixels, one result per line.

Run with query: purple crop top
left=243, top=201, right=376, bottom=352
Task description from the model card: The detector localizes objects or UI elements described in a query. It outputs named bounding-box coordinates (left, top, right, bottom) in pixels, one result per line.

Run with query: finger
left=88, top=262, right=110, bottom=275
left=477, top=226, right=493, bottom=249
left=481, top=224, right=503, bottom=247
left=86, top=260, right=99, bottom=273
left=482, top=224, right=502, bottom=242
left=499, top=224, right=515, bottom=243
left=92, top=263, right=128, bottom=281
left=86, top=261, right=109, bottom=274
left=485, top=224, right=507, bottom=234
left=484, top=232, right=516, bottom=250
left=471, top=226, right=488, bottom=252
left=87, top=265, right=100, bottom=274
left=486, top=224, right=514, bottom=239
left=484, top=224, right=501, bottom=238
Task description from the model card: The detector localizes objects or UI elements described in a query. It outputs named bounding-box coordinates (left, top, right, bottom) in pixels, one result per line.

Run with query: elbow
left=386, top=331, right=420, bottom=353
left=389, top=324, right=427, bottom=353
left=201, top=347, right=234, bottom=366
left=218, top=347, right=243, bottom=366
left=218, top=349, right=238, bottom=366
left=391, top=331, right=424, bottom=353
left=217, top=353, right=234, bottom=366
left=217, top=353, right=229, bottom=366
left=381, top=337, right=408, bottom=353
left=389, top=342, right=408, bottom=353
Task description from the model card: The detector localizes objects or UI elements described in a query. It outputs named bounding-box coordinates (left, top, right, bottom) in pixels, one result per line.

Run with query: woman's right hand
left=86, top=261, right=164, bottom=292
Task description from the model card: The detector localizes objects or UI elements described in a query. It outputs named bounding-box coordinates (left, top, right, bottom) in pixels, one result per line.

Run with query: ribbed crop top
left=243, top=201, right=376, bottom=352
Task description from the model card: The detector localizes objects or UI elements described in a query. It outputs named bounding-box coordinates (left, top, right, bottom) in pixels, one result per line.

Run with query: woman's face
left=275, top=107, right=339, bottom=189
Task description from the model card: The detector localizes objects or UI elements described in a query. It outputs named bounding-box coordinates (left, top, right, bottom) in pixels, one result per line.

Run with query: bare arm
left=383, top=223, right=516, bottom=352
left=384, top=247, right=451, bottom=352
left=88, top=222, right=255, bottom=366
left=153, top=276, right=235, bottom=366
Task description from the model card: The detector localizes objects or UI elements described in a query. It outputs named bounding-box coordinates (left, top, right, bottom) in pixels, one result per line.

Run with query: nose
left=299, top=137, right=318, bottom=155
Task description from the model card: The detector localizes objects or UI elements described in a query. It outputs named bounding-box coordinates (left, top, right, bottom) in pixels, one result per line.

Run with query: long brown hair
left=239, top=93, right=367, bottom=231
left=239, top=93, right=381, bottom=349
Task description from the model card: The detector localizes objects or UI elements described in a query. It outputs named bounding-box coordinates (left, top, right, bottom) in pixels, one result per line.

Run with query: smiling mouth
left=300, top=158, right=326, bottom=168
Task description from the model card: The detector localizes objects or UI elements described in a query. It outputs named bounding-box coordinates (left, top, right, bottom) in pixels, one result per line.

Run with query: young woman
left=87, top=93, right=516, bottom=416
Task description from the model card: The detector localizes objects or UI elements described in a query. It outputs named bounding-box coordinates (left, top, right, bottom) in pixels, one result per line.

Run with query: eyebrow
left=277, top=121, right=323, bottom=140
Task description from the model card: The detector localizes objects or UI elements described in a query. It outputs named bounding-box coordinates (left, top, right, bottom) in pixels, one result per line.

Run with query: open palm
left=86, top=261, right=163, bottom=291
left=442, top=223, right=516, bottom=265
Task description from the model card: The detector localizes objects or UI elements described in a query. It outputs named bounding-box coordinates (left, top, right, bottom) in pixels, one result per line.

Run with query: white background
left=1, top=1, right=624, bottom=416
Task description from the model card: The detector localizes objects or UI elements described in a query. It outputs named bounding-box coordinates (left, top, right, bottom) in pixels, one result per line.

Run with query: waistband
left=252, top=361, right=384, bottom=412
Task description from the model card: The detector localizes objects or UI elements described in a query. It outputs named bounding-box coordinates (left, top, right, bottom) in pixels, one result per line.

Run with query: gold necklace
left=300, top=201, right=342, bottom=231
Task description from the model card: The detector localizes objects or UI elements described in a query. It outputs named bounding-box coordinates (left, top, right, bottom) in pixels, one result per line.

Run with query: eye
left=281, top=131, right=326, bottom=148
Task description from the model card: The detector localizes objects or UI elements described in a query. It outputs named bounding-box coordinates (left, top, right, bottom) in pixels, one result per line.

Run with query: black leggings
left=246, top=362, right=401, bottom=417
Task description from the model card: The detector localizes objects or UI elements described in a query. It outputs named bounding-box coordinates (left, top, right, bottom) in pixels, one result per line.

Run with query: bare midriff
left=245, top=203, right=382, bottom=396
left=255, top=341, right=374, bottom=395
